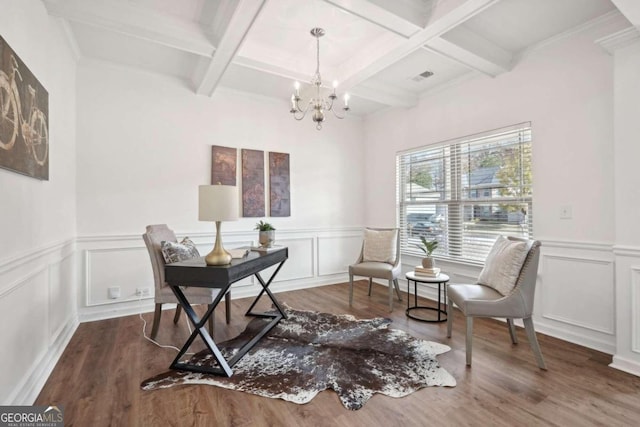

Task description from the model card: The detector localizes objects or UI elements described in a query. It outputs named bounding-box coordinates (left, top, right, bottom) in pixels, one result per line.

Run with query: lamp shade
left=198, top=185, right=239, bottom=222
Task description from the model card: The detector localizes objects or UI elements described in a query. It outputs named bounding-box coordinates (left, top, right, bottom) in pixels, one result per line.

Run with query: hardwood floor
left=37, top=281, right=640, bottom=426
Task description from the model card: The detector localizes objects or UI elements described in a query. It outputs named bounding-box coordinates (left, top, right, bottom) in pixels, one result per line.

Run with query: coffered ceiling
left=43, top=0, right=623, bottom=115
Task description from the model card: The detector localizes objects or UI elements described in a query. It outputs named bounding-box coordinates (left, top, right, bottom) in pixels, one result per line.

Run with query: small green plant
left=414, top=236, right=438, bottom=256
left=255, top=220, right=276, bottom=231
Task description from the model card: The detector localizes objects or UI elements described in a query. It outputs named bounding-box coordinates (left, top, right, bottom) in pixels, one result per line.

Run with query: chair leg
left=523, top=317, right=547, bottom=370
left=150, top=303, right=162, bottom=340
left=466, top=316, right=473, bottom=366
left=349, top=273, right=354, bottom=306
left=507, top=318, right=518, bottom=344
left=368, top=278, right=373, bottom=296
left=208, top=303, right=215, bottom=336
left=173, top=304, right=182, bottom=324
left=388, top=280, right=394, bottom=312
left=225, top=291, right=231, bottom=324
left=393, top=278, right=402, bottom=302
left=446, top=297, right=453, bottom=338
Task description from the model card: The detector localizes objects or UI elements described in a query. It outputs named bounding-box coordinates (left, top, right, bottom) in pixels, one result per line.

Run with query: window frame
left=396, top=123, right=533, bottom=265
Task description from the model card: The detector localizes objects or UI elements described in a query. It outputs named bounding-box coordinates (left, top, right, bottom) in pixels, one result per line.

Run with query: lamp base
left=204, top=249, right=232, bottom=266
left=204, top=221, right=232, bottom=266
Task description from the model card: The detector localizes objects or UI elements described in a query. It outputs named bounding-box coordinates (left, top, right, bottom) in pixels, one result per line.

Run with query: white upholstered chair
left=142, top=224, right=231, bottom=340
left=446, top=236, right=546, bottom=369
left=348, top=227, right=402, bottom=312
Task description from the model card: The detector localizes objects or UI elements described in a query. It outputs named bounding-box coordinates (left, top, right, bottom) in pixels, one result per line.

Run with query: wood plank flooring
left=36, top=281, right=640, bottom=426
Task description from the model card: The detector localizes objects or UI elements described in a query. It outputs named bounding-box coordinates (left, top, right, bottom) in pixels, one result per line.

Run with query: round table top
left=406, top=271, right=450, bottom=283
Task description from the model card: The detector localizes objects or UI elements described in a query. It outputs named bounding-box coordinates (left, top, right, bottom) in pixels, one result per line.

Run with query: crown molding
left=595, top=26, right=640, bottom=54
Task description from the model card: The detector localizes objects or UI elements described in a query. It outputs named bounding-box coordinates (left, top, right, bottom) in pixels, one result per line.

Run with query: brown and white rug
left=141, top=307, right=456, bottom=410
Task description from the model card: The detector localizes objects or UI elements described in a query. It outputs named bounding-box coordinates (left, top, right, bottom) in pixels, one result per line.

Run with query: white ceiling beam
left=195, top=0, right=267, bottom=96
left=199, top=0, right=242, bottom=47
left=322, top=0, right=422, bottom=38
left=42, top=0, right=214, bottom=57
left=424, top=26, right=512, bottom=76
left=338, top=0, right=501, bottom=89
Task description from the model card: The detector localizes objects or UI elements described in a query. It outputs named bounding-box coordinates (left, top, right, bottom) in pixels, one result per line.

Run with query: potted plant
left=414, top=236, right=438, bottom=268
left=255, top=220, right=276, bottom=248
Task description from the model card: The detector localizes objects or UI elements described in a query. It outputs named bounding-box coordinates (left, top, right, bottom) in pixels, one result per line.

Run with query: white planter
left=259, top=230, right=275, bottom=248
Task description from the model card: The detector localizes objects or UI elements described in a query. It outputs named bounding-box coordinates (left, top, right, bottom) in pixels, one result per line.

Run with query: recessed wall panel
left=542, top=254, right=614, bottom=334
left=317, top=235, right=362, bottom=276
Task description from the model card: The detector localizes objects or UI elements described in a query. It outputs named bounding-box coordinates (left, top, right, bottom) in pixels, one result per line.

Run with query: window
left=396, top=123, right=532, bottom=264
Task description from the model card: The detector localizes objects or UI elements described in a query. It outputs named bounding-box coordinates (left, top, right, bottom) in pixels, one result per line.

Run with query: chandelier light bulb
left=294, top=81, right=300, bottom=96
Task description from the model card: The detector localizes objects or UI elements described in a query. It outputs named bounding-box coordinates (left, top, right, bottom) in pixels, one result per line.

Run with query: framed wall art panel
left=241, top=149, right=265, bottom=217
left=211, top=145, right=237, bottom=185
left=269, top=152, right=290, bottom=217
left=0, top=35, right=49, bottom=180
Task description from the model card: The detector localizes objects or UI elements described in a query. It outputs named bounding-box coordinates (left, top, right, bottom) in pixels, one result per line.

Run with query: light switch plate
left=560, top=205, right=572, bottom=219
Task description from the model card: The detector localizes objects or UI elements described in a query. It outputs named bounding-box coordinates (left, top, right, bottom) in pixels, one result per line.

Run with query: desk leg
left=169, top=285, right=233, bottom=377
left=245, top=260, right=288, bottom=319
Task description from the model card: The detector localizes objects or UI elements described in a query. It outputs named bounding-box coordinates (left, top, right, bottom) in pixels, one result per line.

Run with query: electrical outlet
left=136, top=287, right=151, bottom=297
left=108, top=287, right=120, bottom=299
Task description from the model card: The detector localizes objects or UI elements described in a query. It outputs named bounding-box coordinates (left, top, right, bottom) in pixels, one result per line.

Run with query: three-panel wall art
left=211, top=145, right=290, bottom=217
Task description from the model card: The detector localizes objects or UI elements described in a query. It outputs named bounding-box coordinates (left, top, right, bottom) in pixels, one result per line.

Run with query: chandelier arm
left=292, top=101, right=310, bottom=119
left=331, top=108, right=346, bottom=119
left=325, top=95, right=335, bottom=111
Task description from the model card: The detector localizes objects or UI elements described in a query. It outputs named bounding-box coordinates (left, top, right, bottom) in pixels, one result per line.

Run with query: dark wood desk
left=164, top=247, right=288, bottom=377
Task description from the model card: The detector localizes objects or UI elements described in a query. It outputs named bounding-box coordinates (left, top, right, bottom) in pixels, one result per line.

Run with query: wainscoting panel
left=0, top=240, right=77, bottom=405
left=77, top=228, right=360, bottom=321
left=0, top=268, right=49, bottom=403
left=611, top=248, right=640, bottom=376
left=631, top=267, right=640, bottom=354
left=85, top=247, right=153, bottom=306
left=541, top=253, right=614, bottom=335
left=48, top=252, right=76, bottom=343
left=317, top=234, right=362, bottom=276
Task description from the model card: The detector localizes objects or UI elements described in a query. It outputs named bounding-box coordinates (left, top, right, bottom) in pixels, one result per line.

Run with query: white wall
left=363, top=17, right=629, bottom=354
left=75, top=60, right=366, bottom=320
left=0, top=0, right=78, bottom=404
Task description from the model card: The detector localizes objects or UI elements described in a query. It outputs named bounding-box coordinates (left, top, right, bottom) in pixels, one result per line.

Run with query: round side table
left=405, top=271, right=450, bottom=322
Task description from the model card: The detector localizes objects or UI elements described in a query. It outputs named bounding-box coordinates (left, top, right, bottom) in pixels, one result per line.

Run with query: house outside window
left=396, top=123, right=532, bottom=264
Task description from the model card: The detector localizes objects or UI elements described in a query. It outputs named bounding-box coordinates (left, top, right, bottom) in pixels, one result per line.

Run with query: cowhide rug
left=141, top=307, right=456, bottom=410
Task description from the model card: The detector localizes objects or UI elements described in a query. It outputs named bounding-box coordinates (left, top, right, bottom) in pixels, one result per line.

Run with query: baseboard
left=79, top=300, right=157, bottom=323
left=610, top=355, right=640, bottom=377
left=7, top=315, right=79, bottom=405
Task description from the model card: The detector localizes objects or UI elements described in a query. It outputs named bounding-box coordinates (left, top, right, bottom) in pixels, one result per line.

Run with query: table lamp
left=199, top=184, right=239, bottom=265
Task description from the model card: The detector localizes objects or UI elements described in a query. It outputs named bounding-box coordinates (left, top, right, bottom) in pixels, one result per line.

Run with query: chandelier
left=289, top=28, right=350, bottom=130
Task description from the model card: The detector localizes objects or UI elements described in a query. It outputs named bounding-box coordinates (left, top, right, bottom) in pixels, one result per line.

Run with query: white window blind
left=396, top=123, right=532, bottom=264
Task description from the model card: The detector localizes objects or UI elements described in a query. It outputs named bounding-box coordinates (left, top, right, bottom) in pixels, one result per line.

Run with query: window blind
left=396, top=123, right=532, bottom=264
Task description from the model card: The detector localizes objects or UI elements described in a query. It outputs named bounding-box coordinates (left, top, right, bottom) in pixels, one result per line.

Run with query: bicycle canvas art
left=0, top=35, right=49, bottom=180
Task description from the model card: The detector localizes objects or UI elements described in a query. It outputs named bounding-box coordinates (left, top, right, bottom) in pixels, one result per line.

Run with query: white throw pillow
left=161, top=237, right=200, bottom=264
left=363, top=229, right=398, bottom=265
left=478, top=236, right=528, bottom=296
